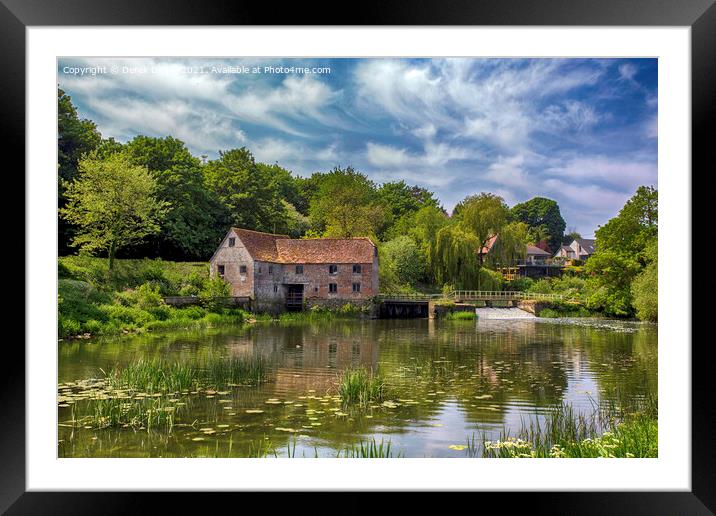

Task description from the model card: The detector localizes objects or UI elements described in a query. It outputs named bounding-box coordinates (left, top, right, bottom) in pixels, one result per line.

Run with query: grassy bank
left=58, top=256, right=247, bottom=339
left=475, top=396, right=657, bottom=458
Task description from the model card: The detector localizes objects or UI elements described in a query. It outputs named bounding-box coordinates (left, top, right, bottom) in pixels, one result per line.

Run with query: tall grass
left=340, top=438, right=398, bottom=458
left=475, top=396, right=657, bottom=458
left=338, top=367, right=385, bottom=406
left=71, top=397, right=182, bottom=431
left=105, top=355, right=267, bottom=393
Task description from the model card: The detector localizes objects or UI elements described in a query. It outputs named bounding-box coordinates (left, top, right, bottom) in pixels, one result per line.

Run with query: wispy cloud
left=59, top=57, right=657, bottom=236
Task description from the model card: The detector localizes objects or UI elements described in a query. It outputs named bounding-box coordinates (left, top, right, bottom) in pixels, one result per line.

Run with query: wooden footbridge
left=376, top=291, right=565, bottom=318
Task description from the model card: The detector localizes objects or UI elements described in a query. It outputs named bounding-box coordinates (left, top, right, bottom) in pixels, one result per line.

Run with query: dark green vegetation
left=58, top=255, right=246, bottom=338
left=58, top=318, right=657, bottom=458
left=510, top=197, right=566, bottom=252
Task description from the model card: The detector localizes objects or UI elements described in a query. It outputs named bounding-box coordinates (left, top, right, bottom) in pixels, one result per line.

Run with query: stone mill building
left=209, top=227, right=379, bottom=312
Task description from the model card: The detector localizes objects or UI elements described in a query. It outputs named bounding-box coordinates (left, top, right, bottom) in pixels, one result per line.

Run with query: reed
left=476, top=396, right=658, bottom=458
left=73, top=396, right=181, bottom=431
left=105, top=354, right=267, bottom=393
left=341, top=438, right=398, bottom=458
left=338, top=367, right=385, bottom=406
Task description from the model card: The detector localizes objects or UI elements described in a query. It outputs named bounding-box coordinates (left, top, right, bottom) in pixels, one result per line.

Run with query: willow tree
left=454, top=193, right=510, bottom=266
left=60, top=152, right=169, bottom=270
left=487, top=221, right=529, bottom=268
left=431, top=225, right=481, bottom=288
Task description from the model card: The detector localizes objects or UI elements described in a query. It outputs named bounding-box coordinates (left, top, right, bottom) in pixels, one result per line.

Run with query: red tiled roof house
left=209, top=228, right=379, bottom=312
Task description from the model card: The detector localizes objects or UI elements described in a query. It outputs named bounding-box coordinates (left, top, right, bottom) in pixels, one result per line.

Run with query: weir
left=475, top=307, right=536, bottom=319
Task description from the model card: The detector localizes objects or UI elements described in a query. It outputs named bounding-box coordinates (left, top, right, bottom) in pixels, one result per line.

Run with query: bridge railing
left=376, top=291, right=566, bottom=302
left=450, top=290, right=564, bottom=301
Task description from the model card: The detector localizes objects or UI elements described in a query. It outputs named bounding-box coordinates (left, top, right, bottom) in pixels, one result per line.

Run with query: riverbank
left=59, top=256, right=250, bottom=339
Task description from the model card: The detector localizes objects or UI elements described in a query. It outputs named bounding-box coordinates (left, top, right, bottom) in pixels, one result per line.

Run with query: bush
left=99, top=304, right=154, bottom=326
left=178, top=272, right=206, bottom=296
left=115, top=283, right=166, bottom=310
left=177, top=306, right=207, bottom=320
left=507, top=277, right=533, bottom=291
left=199, top=276, right=231, bottom=310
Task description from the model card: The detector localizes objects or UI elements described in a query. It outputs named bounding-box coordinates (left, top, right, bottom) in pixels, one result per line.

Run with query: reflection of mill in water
left=234, top=325, right=381, bottom=393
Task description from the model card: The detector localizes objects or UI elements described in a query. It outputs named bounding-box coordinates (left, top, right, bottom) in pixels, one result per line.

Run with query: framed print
left=4, top=0, right=713, bottom=512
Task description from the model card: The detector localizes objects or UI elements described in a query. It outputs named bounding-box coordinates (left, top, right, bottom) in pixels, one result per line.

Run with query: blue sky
left=58, top=57, right=657, bottom=237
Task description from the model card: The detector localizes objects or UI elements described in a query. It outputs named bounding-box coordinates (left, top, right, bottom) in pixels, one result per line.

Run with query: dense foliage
left=510, top=197, right=566, bottom=252
left=585, top=186, right=658, bottom=319
left=57, top=90, right=657, bottom=316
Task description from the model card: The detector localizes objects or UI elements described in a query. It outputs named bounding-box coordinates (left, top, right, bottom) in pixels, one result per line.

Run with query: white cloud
left=84, top=96, right=246, bottom=153
left=366, top=143, right=412, bottom=167
left=618, top=63, right=638, bottom=82
left=365, top=141, right=473, bottom=169
left=544, top=156, right=656, bottom=192
left=483, top=155, right=530, bottom=189
left=354, top=59, right=604, bottom=152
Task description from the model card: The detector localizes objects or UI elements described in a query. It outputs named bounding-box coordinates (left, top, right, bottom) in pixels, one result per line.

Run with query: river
left=58, top=317, right=657, bottom=458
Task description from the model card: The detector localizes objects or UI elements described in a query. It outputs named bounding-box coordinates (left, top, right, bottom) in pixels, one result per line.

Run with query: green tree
left=124, top=136, right=230, bottom=260
left=58, top=88, right=102, bottom=255
left=381, top=236, right=425, bottom=287
left=204, top=148, right=288, bottom=233
left=510, top=197, right=566, bottom=252
left=631, top=238, right=658, bottom=321
left=454, top=193, right=510, bottom=266
left=378, top=180, right=440, bottom=221
left=308, top=167, right=386, bottom=238
left=58, top=89, right=102, bottom=183
left=488, top=221, right=529, bottom=267
left=586, top=186, right=658, bottom=316
left=594, top=186, right=657, bottom=265
left=60, top=152, right=169, bottom=270
left=431, top=224, right=482, bottom=288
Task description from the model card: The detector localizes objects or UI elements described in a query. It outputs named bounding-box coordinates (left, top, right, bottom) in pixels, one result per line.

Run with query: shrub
left=98, top=304, right=154, bottom=326
left=178, top=272, right=206, bottom=296
left=115, top=283, right=166, bottom=310
left=177, top=306, right=207, bottom=320
left=199, top=276, right=232, bottom=311
left=508, top=277, right=533, bottom=291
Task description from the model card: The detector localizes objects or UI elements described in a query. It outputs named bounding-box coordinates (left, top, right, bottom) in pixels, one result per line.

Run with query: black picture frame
left=4, top=0, right=711, bottom=513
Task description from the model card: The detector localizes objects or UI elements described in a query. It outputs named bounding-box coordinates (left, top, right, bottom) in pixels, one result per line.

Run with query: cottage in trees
left=554, top=238, right=596, bottom=261
left=210, top=228, right=379, bottom=312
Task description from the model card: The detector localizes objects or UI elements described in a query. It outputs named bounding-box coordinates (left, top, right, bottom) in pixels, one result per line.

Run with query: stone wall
left=209, top=230, right=254, bottom=297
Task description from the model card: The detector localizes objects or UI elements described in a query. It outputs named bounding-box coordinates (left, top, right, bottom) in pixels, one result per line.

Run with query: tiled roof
left=576, top=238, right=596, bottom=254
left=231, top=228, right=289, bottom=261
left=231, top=227, right=376, bottom=264
left=526, top=245, right=550, bottom=256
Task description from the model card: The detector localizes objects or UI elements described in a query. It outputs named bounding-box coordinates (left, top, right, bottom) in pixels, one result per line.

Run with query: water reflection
left=58, top=318, right=657, bottom=458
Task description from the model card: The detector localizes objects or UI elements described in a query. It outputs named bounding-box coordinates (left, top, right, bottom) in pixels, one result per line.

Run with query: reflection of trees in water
left=59, top=319, right=657, bottom=454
